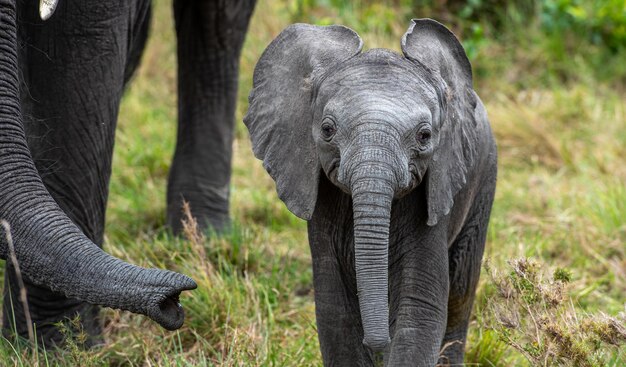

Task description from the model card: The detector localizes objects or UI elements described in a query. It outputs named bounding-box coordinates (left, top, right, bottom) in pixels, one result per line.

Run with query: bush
left=482, top=258, right=626, bottom=366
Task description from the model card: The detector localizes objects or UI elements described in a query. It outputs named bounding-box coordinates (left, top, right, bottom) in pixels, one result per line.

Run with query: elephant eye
left=417, top=129, right=431, bottom=145
left=321, top=119, right=337, bottom=141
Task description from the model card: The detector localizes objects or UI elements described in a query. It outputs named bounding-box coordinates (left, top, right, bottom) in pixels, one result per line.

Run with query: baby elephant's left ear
left=401, top=18, right=473, bottom=91
left=402, top=19, right=478, bottom=226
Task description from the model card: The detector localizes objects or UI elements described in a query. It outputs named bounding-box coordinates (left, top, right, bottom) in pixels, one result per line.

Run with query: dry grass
left=482, top=258, right=626, bottom=366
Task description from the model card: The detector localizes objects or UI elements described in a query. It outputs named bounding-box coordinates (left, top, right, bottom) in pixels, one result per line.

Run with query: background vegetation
left=1, top=0, right=625, bottom=365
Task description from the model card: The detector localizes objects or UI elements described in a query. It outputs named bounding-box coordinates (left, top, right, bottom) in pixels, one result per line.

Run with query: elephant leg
left=3, top=0, right=150, bottom=347
left=439, top=181, right=496, bottom=365
left=308, top=176, right=374, bottom=366
left=387, top=207, right=450, bottom=366
left=167, top=0, right=256, bottom=234
left=310, top=255, right=375, bottom=366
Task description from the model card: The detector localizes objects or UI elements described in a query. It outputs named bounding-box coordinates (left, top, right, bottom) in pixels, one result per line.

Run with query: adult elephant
left=0, top=0, right=254, bottom=346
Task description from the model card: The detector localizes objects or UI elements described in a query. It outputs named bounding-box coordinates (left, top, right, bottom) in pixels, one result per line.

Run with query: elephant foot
left=166, top=183, right=230, bottom=236
left=2, top=274, right=103, bottom=348
left=438, top=331, right=467, bottom=366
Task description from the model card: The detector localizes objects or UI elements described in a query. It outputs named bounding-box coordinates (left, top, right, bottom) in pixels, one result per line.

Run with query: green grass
left=1, top=0, right=625, bottom=365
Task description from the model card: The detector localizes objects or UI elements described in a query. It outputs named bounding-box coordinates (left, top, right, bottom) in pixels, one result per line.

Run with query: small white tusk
left=39, top=0, right=59, bottom=21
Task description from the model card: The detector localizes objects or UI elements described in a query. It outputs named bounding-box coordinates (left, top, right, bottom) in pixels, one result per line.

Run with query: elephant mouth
left=327, top=159, right=352, bottom=193
left=327, top=159, right=340, bottom=179
left=395, top=163, right=422, bottom=198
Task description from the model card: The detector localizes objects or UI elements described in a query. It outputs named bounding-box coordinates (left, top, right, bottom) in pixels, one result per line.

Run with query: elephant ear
left=401, top=19, right=478, bottom=226
left=244, top=24, right=363, bottom=220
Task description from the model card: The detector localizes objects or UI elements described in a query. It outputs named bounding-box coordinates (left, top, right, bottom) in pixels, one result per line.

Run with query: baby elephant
left=245, top=19, right=497, bottom=366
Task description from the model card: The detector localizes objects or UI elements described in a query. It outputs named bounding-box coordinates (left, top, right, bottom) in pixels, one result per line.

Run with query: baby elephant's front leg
left=387, top=235, right=449, bottom=366
left=312, top=254, right=375, bottom=366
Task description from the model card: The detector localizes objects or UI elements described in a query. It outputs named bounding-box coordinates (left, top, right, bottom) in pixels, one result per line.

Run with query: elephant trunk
left=0, top=0, right=195, bottom=330
left=349, top=161, right=396, bottom=352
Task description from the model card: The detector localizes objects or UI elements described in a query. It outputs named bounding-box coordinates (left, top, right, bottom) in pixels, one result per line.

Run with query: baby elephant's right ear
left=244, top=24, right=362, bottom=220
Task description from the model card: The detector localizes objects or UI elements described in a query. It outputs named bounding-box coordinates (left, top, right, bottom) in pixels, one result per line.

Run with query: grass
left=1, top=0, right=625, bottom=365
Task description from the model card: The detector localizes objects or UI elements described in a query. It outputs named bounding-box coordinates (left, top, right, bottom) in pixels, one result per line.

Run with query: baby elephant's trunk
left=349, top=160, right=396, bottom=352
left=338, top=123, right=411, bottom=352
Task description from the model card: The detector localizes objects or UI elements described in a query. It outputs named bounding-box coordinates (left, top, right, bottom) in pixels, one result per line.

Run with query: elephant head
left=0, top=0, right=195, bottom=331
left=244, top=20, right=477, bottom=351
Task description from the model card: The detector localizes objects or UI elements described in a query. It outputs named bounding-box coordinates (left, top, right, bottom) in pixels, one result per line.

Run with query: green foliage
left=418, top=0, right=626, bottom=51
left=553, top=267, right=572, bottom=283
left=288, top=0, right=414, bottom=36
left=415, top=0, right=626, bottom=85
left=542, top=0, right=626, bottom=50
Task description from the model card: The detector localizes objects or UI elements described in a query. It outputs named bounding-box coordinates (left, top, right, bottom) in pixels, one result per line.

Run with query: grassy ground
left=1, top=0, right=625, bottom=365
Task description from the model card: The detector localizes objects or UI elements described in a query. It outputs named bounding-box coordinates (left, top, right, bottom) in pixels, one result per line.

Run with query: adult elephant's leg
left=308, top=177, right=374, bottom=366
left=167, top=0, right=256, bottom=234
left=387, top=192, right=450, bottom=367
left=3, top=0, right=148, bottom=347
left=439, top=177, right=496, bottom=365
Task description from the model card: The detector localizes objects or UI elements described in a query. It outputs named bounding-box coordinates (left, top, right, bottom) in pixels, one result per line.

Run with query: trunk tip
left=154, top=294, right=185, bottom=330
left=178, top=274, right=198, bottom=291
left=362, top=334, right=391, bottom=353
left=146, top=272, right=197, bottom=330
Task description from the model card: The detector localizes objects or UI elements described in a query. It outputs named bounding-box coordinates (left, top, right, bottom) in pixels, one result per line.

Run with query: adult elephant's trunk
left=0, top=0, right=195, bottom=330
left=350, top=161, right=396, bottom=352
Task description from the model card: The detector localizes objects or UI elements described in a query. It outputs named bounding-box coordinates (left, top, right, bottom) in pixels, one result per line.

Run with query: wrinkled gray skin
left=245, top=20, right=497, bottom=366
left=0, top=0, right=255, bottom=346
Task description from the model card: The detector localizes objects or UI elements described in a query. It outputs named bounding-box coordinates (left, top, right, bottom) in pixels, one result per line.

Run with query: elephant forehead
left=328, top=88, right=429, bottom=111
left=319, top=82, right=436, bottom=127
left=316, top=53, right=439, bottom=119
left=322, top=62, right=426, bottom=92
left=321, top=50, right=433, bottom=88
